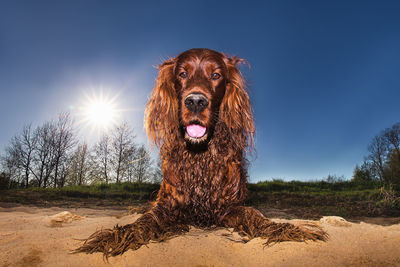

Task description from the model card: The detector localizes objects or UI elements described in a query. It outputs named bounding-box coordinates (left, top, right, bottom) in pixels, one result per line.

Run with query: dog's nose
left=184, top=93, right=209, bottom=113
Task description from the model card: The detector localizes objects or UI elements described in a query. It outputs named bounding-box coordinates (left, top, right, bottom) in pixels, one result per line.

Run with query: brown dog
left=77, top=48, right=327, bottom=257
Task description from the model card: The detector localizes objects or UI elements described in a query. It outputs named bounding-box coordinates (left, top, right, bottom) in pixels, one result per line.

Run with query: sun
left=76, top=90, right=121, bottom=132
left=86, top=98, right=115, bottom=126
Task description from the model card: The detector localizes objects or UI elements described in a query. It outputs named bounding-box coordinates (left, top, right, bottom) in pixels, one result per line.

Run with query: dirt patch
left=16, top=248, right=43, bottom=267
left=0, top=206, right=399, bottom=266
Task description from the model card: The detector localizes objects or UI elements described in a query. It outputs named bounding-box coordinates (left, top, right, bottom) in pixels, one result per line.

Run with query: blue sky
left=1, top=1, right=399, bottom=181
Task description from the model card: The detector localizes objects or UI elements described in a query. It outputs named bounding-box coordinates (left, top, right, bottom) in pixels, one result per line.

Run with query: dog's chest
left=175, top=162, right=240, bottom=225
left=165, top=142, right=245, bottom=226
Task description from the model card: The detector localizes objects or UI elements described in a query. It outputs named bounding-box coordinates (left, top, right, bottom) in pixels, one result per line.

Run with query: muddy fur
left=75, top=213, right=190, bottom=257
left=75, top=48, right=327, bottom=257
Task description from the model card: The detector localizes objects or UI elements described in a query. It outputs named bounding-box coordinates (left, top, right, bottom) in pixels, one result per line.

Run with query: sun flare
left=76, top=90, right=121, bottom=132
left=86, top=98, right=115, bottom=126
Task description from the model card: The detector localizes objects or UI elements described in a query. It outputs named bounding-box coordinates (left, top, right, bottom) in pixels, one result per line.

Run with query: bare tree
left=152, top=159, right=163, bottom=184
left=58, top=159, right=70, bottom=188
left=110, top=123, right=136, bottom=183
left=126, top=149, right=137, bottom=183
left=384, top=123, right=400, bottom=154
left=6, top=124, right=38, bottom=187
left=1, top=142, right=23, bottom=186
left=366, top=134, right=389, bottom=183
left=129, top=145, right=152, bottom=183
left=2, top=124, right=37, bottom=187
left=384, top=123, right=400, bottom=171
left=92, top=134, right=112, bottom=183
left=0, top=113, right=163, bottom=187
left=385, top=150, right=400, bottom=186
left=363, top=122, right=400, bottom=186
left=382, top=123, right=400, bottom=186
left=30, top=122, right=56, bottom=187
left=0, top=114, right=77, bottom=188
left=77, top=142, right=89, bottom=185
left=52, top=112, right=76, bottom=187
left=67, top=142, right=89, bottom=186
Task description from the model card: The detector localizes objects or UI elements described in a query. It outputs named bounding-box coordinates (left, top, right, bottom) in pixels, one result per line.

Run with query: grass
left=247, top=179, right=382, bottom=193
left=1, top=180, right=399, bottom=218
left=0, top=182, right=160, bottom=207
left=24, top=182, right=160, bottom=199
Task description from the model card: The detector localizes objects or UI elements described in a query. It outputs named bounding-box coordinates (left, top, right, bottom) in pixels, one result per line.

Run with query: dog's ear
left=145, top=58, right=178, bottom=147
left=220, top=56, right=255, bottom=146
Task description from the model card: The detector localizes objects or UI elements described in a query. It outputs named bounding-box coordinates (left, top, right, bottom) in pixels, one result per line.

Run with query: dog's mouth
left=184, top=123, right=208, bottom=142
left=186, top=124, right=206, bottom=138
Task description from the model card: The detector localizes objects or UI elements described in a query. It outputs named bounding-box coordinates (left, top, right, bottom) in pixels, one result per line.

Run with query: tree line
left=2, top=114, right=398, bottom=190
left=0, top=112, right=162, bottom=189
left=353, top=122, right=400, bottom=189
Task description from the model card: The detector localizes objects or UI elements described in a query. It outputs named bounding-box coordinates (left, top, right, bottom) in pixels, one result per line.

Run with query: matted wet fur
left=75, top=48, right=327, bottom=257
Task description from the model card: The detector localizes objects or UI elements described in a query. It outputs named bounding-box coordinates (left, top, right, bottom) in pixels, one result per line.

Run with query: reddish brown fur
left=76, top=48, right=327, bottom=257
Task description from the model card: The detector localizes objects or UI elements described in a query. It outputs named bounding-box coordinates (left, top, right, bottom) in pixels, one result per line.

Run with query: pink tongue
left=186, top=124, right=206, bottom=138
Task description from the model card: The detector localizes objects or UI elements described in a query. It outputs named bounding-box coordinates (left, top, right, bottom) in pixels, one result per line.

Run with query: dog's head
left=145, top=48, right=254, bottom=151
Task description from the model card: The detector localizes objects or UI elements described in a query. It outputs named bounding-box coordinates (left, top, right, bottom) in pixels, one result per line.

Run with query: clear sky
left=1, top=1, right=399, bottom=182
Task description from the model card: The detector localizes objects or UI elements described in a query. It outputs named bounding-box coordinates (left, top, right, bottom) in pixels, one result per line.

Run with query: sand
left=1, top=203, right=399, bottom=267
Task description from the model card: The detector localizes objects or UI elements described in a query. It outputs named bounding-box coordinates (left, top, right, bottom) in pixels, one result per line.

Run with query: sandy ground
left=1, top=203, right=399, bottom=267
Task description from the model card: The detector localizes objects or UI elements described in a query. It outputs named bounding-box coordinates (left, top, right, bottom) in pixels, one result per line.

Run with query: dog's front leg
left=220, top=206, right=327, bottom=244
left=75, top=204, right=188, bottom=257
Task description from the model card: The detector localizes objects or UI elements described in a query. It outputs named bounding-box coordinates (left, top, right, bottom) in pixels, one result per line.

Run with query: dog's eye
left=211, top=73, right=221, bottom=80
left=179, top=72, right=188, bottom=79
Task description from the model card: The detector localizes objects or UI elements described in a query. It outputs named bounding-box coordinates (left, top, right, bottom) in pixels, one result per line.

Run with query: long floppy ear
left=144, top=58, right=178, bottom=147
left=220, top=56, right=255, bottom=148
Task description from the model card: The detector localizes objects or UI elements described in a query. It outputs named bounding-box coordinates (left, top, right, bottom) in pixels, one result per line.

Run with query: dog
left=76, top=48, right=327, bottom=257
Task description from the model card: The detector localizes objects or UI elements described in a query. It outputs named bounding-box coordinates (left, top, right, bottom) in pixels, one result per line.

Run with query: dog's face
left=174, top=49, right=228, bottom=147
left=145, top=48, right=254, bottom=150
